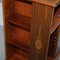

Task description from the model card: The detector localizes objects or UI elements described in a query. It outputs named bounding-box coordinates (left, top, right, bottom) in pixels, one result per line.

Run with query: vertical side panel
left=48, top=26, right=60, bottom=58
left=2, top=0, right=15, bottom=18
left=2, top=0, right=15, bottom=59
left=30, top=2, right=54, bottom=60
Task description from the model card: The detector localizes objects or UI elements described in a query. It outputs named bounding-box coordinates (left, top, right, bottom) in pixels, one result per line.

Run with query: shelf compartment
left=50, top=5, right=60, bottom=35
left=6, top=13, right=60, bottom=50
left=50, top=17, right=60, bottom=35
left=7, top=40, right=29, bottom=52
left=7, top=26, right=30, bottom=49
left=15, top=1, right=32, bottom=17
left=9, top=49, right=28, bottom=60
left=6, top=43, right=16, bottom=60
left=6, top=13, right=31, bottom=31
left=6, top=13, right=60, bottom=35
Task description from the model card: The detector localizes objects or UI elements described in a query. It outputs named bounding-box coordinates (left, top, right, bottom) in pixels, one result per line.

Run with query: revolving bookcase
left=2, top=0, right=60, bottom=60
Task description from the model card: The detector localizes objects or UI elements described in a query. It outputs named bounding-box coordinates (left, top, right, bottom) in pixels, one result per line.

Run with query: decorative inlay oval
left=35, top=38, right=42, bottom=50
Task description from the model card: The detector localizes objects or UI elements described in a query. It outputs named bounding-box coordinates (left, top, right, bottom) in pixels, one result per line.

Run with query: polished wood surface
left=6, top=13, right=31, bottom=31
left=8, top=27, right=30, bottom=49
left=51, top=5, right=60, bottom=34
left=51, top=17, right=60, bottom=35
left=29, top=0, right=60, bottom=7
left=15, top=1, right=32, bottom=17
left=30, top=2, right=54, bottom=60
left=48, top=27, right=59, bottom=57
left=2, top=0, right=60, bottom=60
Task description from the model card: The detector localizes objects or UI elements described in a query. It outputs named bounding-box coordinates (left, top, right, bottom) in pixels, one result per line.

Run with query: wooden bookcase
left=2, top=0, right=60, bottom=60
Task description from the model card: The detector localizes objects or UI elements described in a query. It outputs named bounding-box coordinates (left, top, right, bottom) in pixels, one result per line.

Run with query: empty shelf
left=50, top=17, right=60, bottom=35
left=7, top=40, right=29, bottom=52
left=9, top=49, right=28, bottom=60
left=7, top=26, right=30, bottom=49
left=6, top=13, right=31, bottom=31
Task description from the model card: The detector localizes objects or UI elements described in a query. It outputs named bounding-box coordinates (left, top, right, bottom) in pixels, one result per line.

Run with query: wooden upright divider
left=2, top=0, right=60, bottom=60
left=48, top=26, right=60, bottom=58
left=30, top=2, right=54, bottom=60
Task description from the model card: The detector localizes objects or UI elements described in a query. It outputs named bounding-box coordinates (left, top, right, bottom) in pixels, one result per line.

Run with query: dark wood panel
left=51, top=17, right=60, bottom=35
left=6, top=43, right=16, bottom=60
left=16, top=0, right=32, bottom=4
left=29, top=0, right=60, bottom=7
left=48, top=27, right=59, bottom=58
left=30, top=2, right=54, bottom=60
left=8, top=49, right=28, bottom=60
left=51, top=5, right=60, bottom=35
left=3, top=0, right=60, bottom=60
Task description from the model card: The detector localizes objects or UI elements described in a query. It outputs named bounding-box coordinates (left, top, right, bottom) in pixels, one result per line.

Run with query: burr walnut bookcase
left=2, top=0, right=60, bottom=60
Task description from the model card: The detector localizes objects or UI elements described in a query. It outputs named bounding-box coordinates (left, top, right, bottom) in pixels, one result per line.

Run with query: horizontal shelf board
left=48, top=57, right=56, bottom=60
left=9, top=50, right=28, bottom=60
left=51, top=5, right=60, bottom=35
left=7, top=40, right=29, bottom=52
left=15, top=1, right=32, bottom=17
left=16, top=0, right=32, bottom=4
left=50, top=17, right=60, bottom=34
left=48, top=52, right=60, bottom=60
left=29, top=0, right=60, bottom=7
left=6, top=13, right=60, bottom=35
left=6, top=13, right=31, bottom=32
left=7, top=28, right=30, bottom=51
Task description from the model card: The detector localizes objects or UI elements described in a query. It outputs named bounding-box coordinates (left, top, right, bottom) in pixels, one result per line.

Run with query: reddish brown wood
left=8, top=26, right=30, bottom=49
left=51, top=5, right=60, bottom=35
left=15, top=1, right=32, bottom=17
left=6, top=13, right=31, bottom=31
left=2, top=0, right=60, bottom=60
left=8, top=48, right=29, bottom=60
left=51, top=17, right=60, bottom=35
left=48, top=27, right=59, bottom=58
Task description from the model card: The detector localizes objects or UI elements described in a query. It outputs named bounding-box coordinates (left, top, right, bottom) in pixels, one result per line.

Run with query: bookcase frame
left=2, top=0, right=60, bottom=60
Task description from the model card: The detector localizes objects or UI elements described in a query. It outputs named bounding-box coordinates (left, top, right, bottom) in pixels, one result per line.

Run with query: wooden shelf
left=8, top=49, right=60, bottom=60
left=8, top=49, right=28, bottom=60
left=50, top=17, right=60, bottom=35
left=48, top=53, right=60, bottom=60
left=3, top=0, right=60, bottom=59
left=6, top=13, right=31, bottom=32
left=6, top=12, right=60, bottom=50
left=50, top=7, right=60, bottom=35
left=7, top=40, right=29, bottom=52
left=6, top=13, right=60, bottom=35
left=29, top=0, right=60, bottom=7
left=7, top=25, right=30, bottom=49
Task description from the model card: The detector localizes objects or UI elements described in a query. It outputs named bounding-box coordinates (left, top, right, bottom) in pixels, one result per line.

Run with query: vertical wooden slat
left=48, top=26, right=60, bottom=58
left=2, top=0, right=15, bottom=59
left=30, top=2, right=54, bottom=60
left=3, top=0, right=15, bottom=18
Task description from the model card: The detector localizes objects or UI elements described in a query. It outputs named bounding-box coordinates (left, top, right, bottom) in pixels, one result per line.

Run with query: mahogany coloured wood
left=2, top=0, right=60, bottom=60
left=48, top=26, right=60, bottom=58
left=30, top=2, right=54, bottom=60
